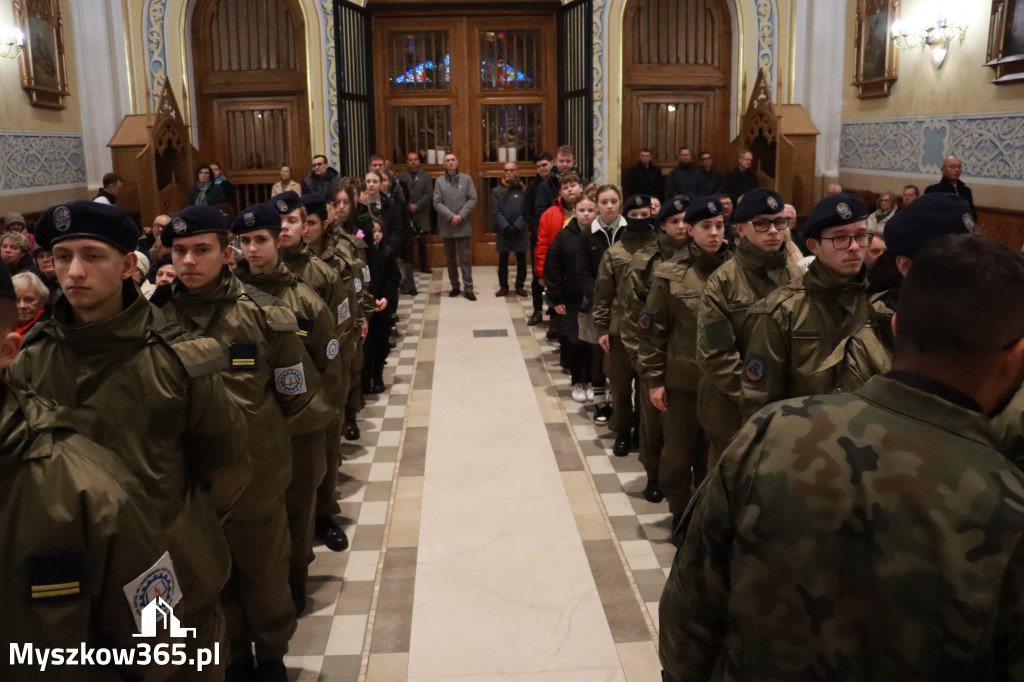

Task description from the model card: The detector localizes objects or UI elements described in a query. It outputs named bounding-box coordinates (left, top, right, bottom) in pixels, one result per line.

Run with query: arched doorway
left=621, top=0, right=732, bottom=183
left=190, top=0, right=311, bottom=208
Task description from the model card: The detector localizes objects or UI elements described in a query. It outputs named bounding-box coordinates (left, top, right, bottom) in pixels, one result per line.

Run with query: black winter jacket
left=543, top=219, right=584, bottom=306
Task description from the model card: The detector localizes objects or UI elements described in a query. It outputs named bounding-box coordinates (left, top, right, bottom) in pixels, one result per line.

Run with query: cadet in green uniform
left=695, top=187, right=802, bottom=463
left=154, top=205, right=331, bottom=682
left=638, top=196, right=730, bottom=521
left=232, top=202, right=345, bottom=615
left=661, top=234, right=1024, bottom=682
left=0, top=258, right=175, bottom=682
left=302, top=187, right=371, bottom=552
left=621, top=198, right=690, bottom=501
left=741, top=193, right=890, bottom=418
left=9, top=201, right=250, bottom=681
left=592, top=197, right=656, bottom=436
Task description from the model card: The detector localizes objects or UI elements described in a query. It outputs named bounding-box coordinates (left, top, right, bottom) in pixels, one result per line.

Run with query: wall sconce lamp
left=891, top=16, right=968, bottom=68
left=0, top=26, right=24, bottom=60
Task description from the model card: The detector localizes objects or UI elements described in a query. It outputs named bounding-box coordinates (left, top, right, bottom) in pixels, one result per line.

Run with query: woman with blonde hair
left=1, top=231, right=34, bottom=275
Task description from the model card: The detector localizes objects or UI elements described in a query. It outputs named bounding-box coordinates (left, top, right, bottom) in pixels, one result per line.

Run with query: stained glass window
left=388, top=31, right=451, bottom=91
left=480, top=30, right=541, bottom=90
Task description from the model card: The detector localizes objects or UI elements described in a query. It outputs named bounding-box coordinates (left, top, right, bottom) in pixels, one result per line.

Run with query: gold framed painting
left=853, top=0, right=899, bottom=99
left=14, top=0, right=71, bottom=109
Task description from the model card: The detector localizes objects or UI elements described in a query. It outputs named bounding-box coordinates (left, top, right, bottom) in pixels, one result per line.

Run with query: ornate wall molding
left=592, top=0, right=606, bottom=182
left=0, top=132, right=87, bottom=191
left=318, top=0, right=339, bottom=170
left=840, top=113, right=1024, bottom=182
left=756, top=0, right=777, bottom=90
left=145, top=0, right=168, bottom=111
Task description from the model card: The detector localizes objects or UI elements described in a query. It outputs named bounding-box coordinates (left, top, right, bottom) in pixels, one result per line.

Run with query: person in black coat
left=524, top=154, right=554, bottom=324
left=721, top=150, right=760, bottom=204
left=363, top=218, right=402, bottom=394
left=492, top=163, right=530, bottom=296
left=665, top=147, right=703, bottom=199
left=622, top=149, right=664, bottom=200
left=363, top=170, right=405, bottom=256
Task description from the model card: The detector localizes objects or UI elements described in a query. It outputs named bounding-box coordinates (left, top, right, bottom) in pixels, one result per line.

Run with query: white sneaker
left=571, top=383, right=588, bottom=403
left=585, top=383, right=595, bottom=402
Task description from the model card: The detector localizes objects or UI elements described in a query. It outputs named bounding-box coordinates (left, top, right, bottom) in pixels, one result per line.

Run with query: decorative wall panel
left=0, top=132, right=86, bottom=191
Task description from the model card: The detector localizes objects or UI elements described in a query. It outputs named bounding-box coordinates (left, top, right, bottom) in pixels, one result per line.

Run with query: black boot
left=643, top=477, right=664, bottom=503
left=613, top=432, right=631, bottom=457
left=371, top=359, right=386, bottom=394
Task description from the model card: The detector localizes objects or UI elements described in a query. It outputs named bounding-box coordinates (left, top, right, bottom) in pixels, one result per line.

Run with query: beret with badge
left=883, top=193, right=973, bottom=258
left=232, top=203, right=282, bottom=236
left=623, top=194, right=652, bottom=213
left=684, top=195, right=724, bottom=225
left=269, top=191, right=303, bottom=216
left=732, top=187, right=785, bottom=224
left=299, top=192, right=329, bottom=215
left=36, top=200, right=140, bottom=253
left=161, top=204, right=229, bottom=247
left=655, top=196, right=691, bottom=224
left=803, top=192, right=869, bottom=242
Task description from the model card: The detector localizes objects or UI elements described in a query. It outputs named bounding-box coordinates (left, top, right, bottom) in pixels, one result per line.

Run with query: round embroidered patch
left=707, top=201, right=717, bottom=214
left=131, top=566, right=177, bottom=613
left=962, top=213, right=974, bottom=231
left=638, top=312, right=652, bottom=330
left=354, top=278, right=362, bottom=293
left=276, top=199, right=288, bottom=213
left=766, top=196, right=779, bottom=211
left=836, top=202, right=852, bottom=220
left=276, top=367, right=304, bottom=394
left=326, top=339, right=340, bottom=360
left=243, top=212, right=256, bottom=227
left=53, top=206, right=72, bottom=232
left=745, top=356, right=766, bottom=382
left=172, top=217, right=188, bottom=234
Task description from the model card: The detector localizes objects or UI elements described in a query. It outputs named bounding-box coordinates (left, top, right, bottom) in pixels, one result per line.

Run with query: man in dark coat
left=925, top=156, right=976, bottom=220
left=721, top=150, right=760, bottom=204
left=492, top=162, right=530, bottom=296
left=665, top=147, right=703, bottom=199
left=696, top=150, right=723, bottom=196
left=623, top=148, right=664, bottom=200
left=525, top=154, right=554, bottom=325
left=302, top=155, right=340, bottom=196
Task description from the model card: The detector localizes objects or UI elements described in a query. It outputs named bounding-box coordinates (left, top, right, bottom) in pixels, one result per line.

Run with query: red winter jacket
left=535, top=198, right=571, bottom=280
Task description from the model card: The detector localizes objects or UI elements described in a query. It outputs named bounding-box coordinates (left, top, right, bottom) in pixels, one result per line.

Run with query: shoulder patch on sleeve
left=363, top=265, right=371, bottom=283
left=296, top=317, right=313, bottom=338
left=744, top=355, right=767, bottom=382
left=165, top=335, right=227, bottom=377
left=638, top=312, right=652, bottom=330
left=28, top=553, right=84, bottom=601
left=122, top=551, right=182, bottom=632
left=337, top=298, right=351, bottom=325
left=326, top=338, right=340, bottom=360
left=274, top=363, right=308, bottom=395
left=229, top=343, right=258, bottom=369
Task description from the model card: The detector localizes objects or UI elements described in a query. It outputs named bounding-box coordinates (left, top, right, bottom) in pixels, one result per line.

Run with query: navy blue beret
left=269, top=191, right=303, bottom=215
left=803, top=193, right=869, bottom=241
left=684, top=196, right=724, bottom=225
left=623, top=194, right=652, bottom=213
left=732, top=187, right=785, bottom=223
left=299, top=192, right=329, bottom=215
left=36, top=200, right=140, bottom=253
left=884, top=193, right=973, bottom=258
left=232, top=203, right=282, bottom=235
left=655, top=196, right=690, bottom=224
left=161, top=205, right=229, bottom=247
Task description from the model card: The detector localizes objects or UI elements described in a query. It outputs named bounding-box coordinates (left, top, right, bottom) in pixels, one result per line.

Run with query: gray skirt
left=578, top=310, right=599, bottom=344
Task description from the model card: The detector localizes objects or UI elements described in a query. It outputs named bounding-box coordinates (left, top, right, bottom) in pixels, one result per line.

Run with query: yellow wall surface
left=843, top=0, right=1024, bottom=118
left=0, top=0, right=82, bottom=133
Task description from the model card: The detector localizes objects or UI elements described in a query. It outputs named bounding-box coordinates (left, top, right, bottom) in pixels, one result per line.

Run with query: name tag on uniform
left=296, top=318, right=313, bottom=338
left=27, top=553, right=83, bottom=601
left=230, top=343, right=258, bottom=369
left=338, top=298, right=351, bottom=324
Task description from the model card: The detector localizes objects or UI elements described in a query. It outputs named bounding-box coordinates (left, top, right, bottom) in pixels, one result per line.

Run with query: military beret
left=3, top=212, right=25, bottom=228
left=732, top=187, right=785, bottom=223
left=232, top=203, right=282, bottom=235
left=0, top=259, right=14, bottom=299
left=161, top=205, right=229, bottom=247
left=269, top=191, right=303, bottom=215
left=803, top=193, right=869, bottom=241
left=684, top=196, right=724, bottom=225
left=36, top=201, right=140, bottom=253
left=299, top=192, right=329, bottom=215
left=655, top=196, right=690, bottom=224
left=884, top=193, right=973, bottom=258
left=623, top=194, right=652, bottom=213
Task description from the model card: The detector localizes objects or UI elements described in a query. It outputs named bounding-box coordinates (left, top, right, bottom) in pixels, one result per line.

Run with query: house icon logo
left=133, top=596, right=196, bottom=639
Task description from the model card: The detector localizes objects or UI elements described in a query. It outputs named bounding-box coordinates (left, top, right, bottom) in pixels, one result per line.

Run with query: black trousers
left=498, top=252, right=527, bottom=289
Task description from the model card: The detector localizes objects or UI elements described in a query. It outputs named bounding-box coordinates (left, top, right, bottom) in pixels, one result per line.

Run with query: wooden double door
left=372, top=12, right=558, bottom=266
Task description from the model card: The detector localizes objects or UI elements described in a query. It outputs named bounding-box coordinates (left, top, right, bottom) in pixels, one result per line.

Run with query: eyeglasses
left=312, top=161, right=325, bottom=167
left=819, top=233, right=873, bottom=250
left=747, top=217, right=791, bottom=232
left=503, top=168, right=517, bottom=173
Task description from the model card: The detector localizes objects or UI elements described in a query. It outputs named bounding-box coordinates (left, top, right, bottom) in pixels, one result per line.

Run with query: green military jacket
left=591, top=227, right=656, bottom=336
left=637, top=241, right=730, bottom=391
left=695, top=238, right=803, bottom=439
left=619, top=231, right=687, bottom=365
left=740, top=258, right=893, bottom=418
left=309, top=230, right=370, bottom=357
left=9, top=282, right=250, bottom=610
left=329, top=227, right=375, bottom=321
left=154, top=269, right=331, bottom=518
left=660, top=373, right=1024, bottom=681
left=0, top=383, right=173, bottom=681
left=234, top=259, right=346, bottom=408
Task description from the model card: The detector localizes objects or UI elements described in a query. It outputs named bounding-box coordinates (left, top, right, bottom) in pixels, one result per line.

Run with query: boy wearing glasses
left=696, top=187, right=803, bottom=463
left=740, top=193, right=892, bottom=418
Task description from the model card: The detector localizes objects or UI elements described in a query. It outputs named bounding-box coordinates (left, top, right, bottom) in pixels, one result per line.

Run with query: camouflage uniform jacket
left=326, top=224, right=375, bottom=321
left=740, top=258, right=892, bottom=419
left=637, top=241, right=730, bottom=391
left=154, top=269, right=331, bottom=517
left=0, top=383, right=174, bottom=681
left=234, top=259, right=345, bottom=409
left=619, top=231, right=687, bottom=365
left=591, top=227, right=656, bottom=336
left=283, top=240, right=364, bottom=358
left=9, top=281, right=250, bottom=609
left=660, top=373, right=1024, bottom=682
left=695, top=239, right=802, bottom=437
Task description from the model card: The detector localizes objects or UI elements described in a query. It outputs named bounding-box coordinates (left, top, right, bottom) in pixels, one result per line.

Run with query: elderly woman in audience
left=2, top=232, right=35, bottom=276
left=867, top=191, right=897, bottom=234
left=13, top=271, right=50, bottom=335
